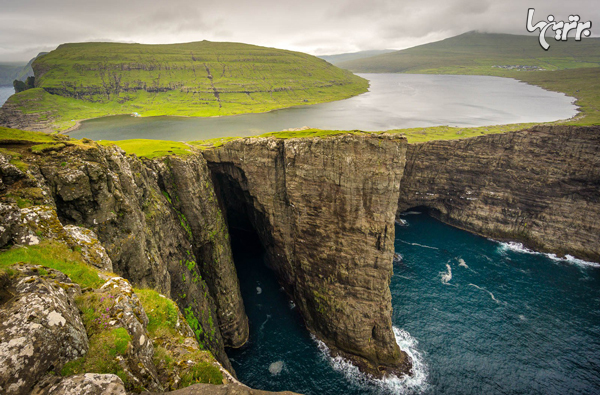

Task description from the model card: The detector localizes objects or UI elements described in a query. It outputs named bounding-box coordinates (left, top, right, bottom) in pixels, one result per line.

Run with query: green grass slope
left=338, top=31, right=600, bottom=74
left=3, top=41, right=368, bottom=131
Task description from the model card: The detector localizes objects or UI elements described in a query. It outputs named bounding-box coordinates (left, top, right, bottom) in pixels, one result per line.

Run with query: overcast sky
left=0, top=0, right=597, bottom=62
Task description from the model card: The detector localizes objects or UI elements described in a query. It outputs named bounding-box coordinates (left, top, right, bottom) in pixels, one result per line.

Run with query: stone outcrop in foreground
left=0, top=142, right=248, bottom=373
left=0, top=265, right=88, bottom=395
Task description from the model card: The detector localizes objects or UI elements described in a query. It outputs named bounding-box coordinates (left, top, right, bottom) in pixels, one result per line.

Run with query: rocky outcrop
left=0, top=264, right=89, bottom=395
left=204, top=134, right=411, bottom=377
left=97, top=277, right=163, bottom=391
left=398, top=125, right=600, bottom=262
left=31, top=373, right=127, bottom=395
left=0, top=143, right=246, bottom=373
left=145, top=156, right=248, bottom=349
left=0, top=100, right=53, bottom=132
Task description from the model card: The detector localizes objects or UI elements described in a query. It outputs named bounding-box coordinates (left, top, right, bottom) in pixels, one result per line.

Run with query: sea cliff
left=1, top=124, right=599, bottom=393
left=398, top=125, right=600, bottom=262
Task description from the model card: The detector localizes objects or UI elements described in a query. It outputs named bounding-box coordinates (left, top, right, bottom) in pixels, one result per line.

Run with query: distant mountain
left=337, top=31, right=600, bottom=73
left=318, top=50, right=396, bottom=65
left=0, top=52, right=47, bottom=86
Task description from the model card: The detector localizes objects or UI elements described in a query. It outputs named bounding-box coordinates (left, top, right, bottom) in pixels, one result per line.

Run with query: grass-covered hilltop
left=0, top=41, right=368, bottom=132
left=338, top=32, right=600, bottom=125
left=338, top=31, right=600, bottom=74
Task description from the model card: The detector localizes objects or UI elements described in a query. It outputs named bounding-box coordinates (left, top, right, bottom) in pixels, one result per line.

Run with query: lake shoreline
left=68, top=74, right=577, bottom=142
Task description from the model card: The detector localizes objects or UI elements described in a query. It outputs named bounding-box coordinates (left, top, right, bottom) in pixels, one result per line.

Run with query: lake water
left=0, top=86, right=14, bottom=107
left=70, top=74, right=577, bottom=141
left=228, top=213, right=600, bottom=395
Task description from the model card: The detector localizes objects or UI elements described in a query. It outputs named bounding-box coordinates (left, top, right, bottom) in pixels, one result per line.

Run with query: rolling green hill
left=2, top=41, right=368, bottom=131
left=338, top=31, right=600, bottom=74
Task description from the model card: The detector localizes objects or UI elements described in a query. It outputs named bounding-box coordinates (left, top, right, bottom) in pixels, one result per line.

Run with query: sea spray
left=397, top=239, right=439, bottom=250
left=312, top=327, right=429, bottom=394
left=469, top=283, right=500, bottom=304
left=269, top=361, right=284, bottom=375
left=496, top=241, right=600, bottom=268
left=440, top=264, right=452, bottom=284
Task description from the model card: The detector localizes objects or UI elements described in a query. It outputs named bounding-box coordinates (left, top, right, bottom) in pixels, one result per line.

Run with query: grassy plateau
left=2, top=41, right=368, bottom=131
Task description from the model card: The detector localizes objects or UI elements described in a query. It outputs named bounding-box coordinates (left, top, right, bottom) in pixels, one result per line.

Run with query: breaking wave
left=469, top=283, right=501, bottom=304
left=496, top=241, right=600, bottom=268
left=397, top=239, right=439, bottom=250
left=440, top=264, right=452, bottom=284
left=313, top=327, right=429, bottom=394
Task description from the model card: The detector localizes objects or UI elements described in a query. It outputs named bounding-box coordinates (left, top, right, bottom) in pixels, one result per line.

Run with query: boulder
left=0, top=265, right=89, bottom=395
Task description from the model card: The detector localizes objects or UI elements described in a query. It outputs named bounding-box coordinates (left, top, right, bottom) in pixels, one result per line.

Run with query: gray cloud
left=0, top=0, right=596, bottom=61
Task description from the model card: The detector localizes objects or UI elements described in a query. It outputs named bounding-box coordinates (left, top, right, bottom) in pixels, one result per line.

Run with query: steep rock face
left=398, top=125, right=600, bottom=262
left=0, top=100, right=52, bottom=132
left=0, top=143, right=247, bottom=372
left=145, top=156, right=248, bottom=348
left=204, top=134, right=411, bottom=377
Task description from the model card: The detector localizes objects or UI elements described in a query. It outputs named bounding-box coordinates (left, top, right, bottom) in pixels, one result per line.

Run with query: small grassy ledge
left=99, top=139, right=195, bottom=159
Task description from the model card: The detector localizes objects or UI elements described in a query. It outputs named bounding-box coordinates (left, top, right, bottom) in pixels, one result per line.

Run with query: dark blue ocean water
left=227, top=213, right=600, bottom=395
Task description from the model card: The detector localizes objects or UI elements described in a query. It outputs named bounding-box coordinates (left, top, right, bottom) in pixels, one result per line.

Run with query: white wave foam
left=312, top=327, right=429, bottom=394
left=397, top=239, right=439, bottom=250
left=469, top=283, right=500, bottom=304
left=496, top=241, right=600, bottom=268
left=400, top=211, right=422, bottom=216
left=440, top=264, right=452, bottom=284
left=289, top=300, right=296, bottom=309
left=395, top=219, right=409, bottom=226
left=256, top=286, right=262, bottom=294
left=458, top=258, right=468, bottom=268
left=269, top=360, right=284, bottom=375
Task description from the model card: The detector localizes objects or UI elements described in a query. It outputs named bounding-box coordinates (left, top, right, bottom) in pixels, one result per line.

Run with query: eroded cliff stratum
left=1, top=125, right=598, bottom=388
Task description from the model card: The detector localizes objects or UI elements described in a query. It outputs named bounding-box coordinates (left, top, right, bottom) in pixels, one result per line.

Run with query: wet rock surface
left=0, top=265, right=89, bottom=395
